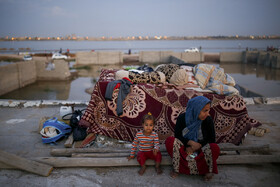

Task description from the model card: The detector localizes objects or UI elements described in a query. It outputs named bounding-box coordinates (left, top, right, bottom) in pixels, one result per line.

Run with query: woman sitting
left=165, top=96, right=220, bottom=181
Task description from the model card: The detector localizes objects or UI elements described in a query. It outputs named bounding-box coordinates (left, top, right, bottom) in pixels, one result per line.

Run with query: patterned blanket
left=194, top=64, right=239, bottom=95
left=79, top=69, right=261, bottom=145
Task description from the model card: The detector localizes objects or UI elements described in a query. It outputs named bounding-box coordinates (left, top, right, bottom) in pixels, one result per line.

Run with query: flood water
left=0, top=62, right=279, bottom=100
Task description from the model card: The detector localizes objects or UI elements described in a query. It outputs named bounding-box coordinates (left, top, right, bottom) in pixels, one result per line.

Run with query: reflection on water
left=1, top=63, right=279, bottom=100
left=220, top=63, right=280, bottom=97
left=0, top=80, right=71, bottom=100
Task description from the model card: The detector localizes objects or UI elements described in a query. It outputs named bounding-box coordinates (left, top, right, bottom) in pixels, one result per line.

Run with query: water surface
left=0, top=63, right=279, bottom=100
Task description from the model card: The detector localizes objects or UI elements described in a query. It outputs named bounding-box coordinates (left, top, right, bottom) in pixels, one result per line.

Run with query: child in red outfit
left=127, top=113, right=163, bottom=175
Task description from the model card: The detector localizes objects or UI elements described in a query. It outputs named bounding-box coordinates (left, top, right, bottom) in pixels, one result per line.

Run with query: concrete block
left=170, top=56, right=187, bottom=65
left=172, top=52, right=182, bottom=59
left=76, top=51, right=122, bottom=65
left=76, top=51, right=98, bottom=65
left=257, top=52, right=267, bottom=65
left=139, top=51, right=161, bottom=63
left=36, top=60, right=71, bottom=80
left=98, top=51, right=123, bottom=64
left=264, top=97, right=280, bottom=104
left=17, top=61, right=37, bottom=88
left=243, top=98, right=255, bottom=105
left=23, top=101, right=42, bottom=108
left=0, top=100, right=10, bottom=107
left=271, top=53, right=280, bottom=69
left=244, top=51, right=259, bottom=63
left=220, top=52, right=243, bottom=63
left=0, top=63, right=19, bottom=96
left=160, top=51, right=173, bottom=63
left=265, top=52, right=272, bottom=67
left=181, top=52, right=204, bottom=63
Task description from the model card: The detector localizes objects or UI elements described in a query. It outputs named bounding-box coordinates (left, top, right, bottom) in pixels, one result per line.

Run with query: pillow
left=115, top=70, right=129, bottom=80
left=180, top=65, right=198, bottom=85
left=155, top=64, right=180, bottom=82
left=169, top=69, right=188, bottom=86
left=128, top=71, right=165, bottom=84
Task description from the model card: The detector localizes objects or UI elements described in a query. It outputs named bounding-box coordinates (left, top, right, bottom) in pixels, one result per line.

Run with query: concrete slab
left=0, top=103, right=279, bottom=186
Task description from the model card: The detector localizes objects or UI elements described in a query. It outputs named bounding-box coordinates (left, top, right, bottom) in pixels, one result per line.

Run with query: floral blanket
left=79, top=69, right=261, bottom=145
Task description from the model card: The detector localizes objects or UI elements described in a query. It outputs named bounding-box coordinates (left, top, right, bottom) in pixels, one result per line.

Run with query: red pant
left=137, top=150, right=162, bottom=166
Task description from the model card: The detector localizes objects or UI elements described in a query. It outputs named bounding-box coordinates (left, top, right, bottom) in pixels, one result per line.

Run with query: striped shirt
left=130, top=131, right=160, bottom=158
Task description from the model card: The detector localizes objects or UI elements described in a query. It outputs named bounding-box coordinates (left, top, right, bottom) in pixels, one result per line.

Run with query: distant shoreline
left=1, top=36, right=280, bottom=42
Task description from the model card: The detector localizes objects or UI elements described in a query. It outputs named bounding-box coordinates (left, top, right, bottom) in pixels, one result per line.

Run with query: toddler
left=127, top=113, right=162, bottom=175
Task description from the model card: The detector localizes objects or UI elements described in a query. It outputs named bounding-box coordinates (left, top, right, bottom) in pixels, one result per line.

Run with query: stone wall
left=76, top=51, right=123, bottom=65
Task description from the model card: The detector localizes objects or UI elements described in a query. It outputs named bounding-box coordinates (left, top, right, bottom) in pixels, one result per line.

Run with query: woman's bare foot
left=138, top=165, right=146, bottom=176
left=170, top=170, right=179, bottom=178
left=155, top=166, right=163, bottom=175
left=204, top=173, right=214, bottom=181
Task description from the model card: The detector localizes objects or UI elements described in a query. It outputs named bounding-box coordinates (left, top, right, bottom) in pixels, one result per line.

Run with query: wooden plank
left=72, top=153, right=130, bottom=157
left=71, top=152, right=169, bottom=158
left=0, top=150, right=53, bottom=176
left=64, top=133, right=74, bottom=148
left=51, top=144, right=270, bottom=157
left=73, top=141, right=83, bottom=148
left=218, top=143, right=269, bottom=151
left=51, top=148, right=130, bottom=157
left=217, top=155, right=280, bottom=164
left=34, top=156, right=172, bottom=167
left=33, top=154, right=280, bottom=168
left=0, top=161, right=15, bottom=169
left=79, top=133, right=96, bottom=148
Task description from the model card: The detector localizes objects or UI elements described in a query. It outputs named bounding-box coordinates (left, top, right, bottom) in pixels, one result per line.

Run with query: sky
left=0, top=0, right=280, bottom=37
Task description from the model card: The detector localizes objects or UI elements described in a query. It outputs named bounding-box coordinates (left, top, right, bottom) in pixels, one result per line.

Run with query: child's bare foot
left=204, top=173, right=214, bottom=181
left=170, top=170, right=179, bottom=178
left=155, top=166, right=163, bottom=175
left=138, top=165, right=146, bottom=176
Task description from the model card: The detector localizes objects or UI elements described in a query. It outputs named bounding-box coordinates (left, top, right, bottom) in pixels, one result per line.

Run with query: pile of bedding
left=79, top=64, right=261, bottom=145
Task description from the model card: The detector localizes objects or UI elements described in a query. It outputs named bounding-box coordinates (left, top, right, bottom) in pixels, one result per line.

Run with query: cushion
left=169, top=69, right=189, bottom=86
left=180, top=65, right=199, bottom=85
left=155, top=64, right=180, bottom=82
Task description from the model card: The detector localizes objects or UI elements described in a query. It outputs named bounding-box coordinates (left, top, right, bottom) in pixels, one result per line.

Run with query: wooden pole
left=0, top=150, right=53, bottom=177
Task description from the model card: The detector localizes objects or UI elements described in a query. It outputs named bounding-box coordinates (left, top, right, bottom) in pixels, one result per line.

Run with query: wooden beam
left=218, top=143, right=269, bottom=151
left=0, top=161, right=15, bottom=169
left=71, top=152, right=169, bottom=158
left=2, top=154, right=280, bottom=169
left=34, top=156, right=171, bottom=167
left=64, top=133, right=74, bottom=148
left=0, top=150, right=53, bottom=177
left=51, top=144, right=270, bottom=157
left=51, top=148, right=130, bottom=157
left=32, top=154, right=280, bottom=168
left=217, top=155, right=280, bottom=164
